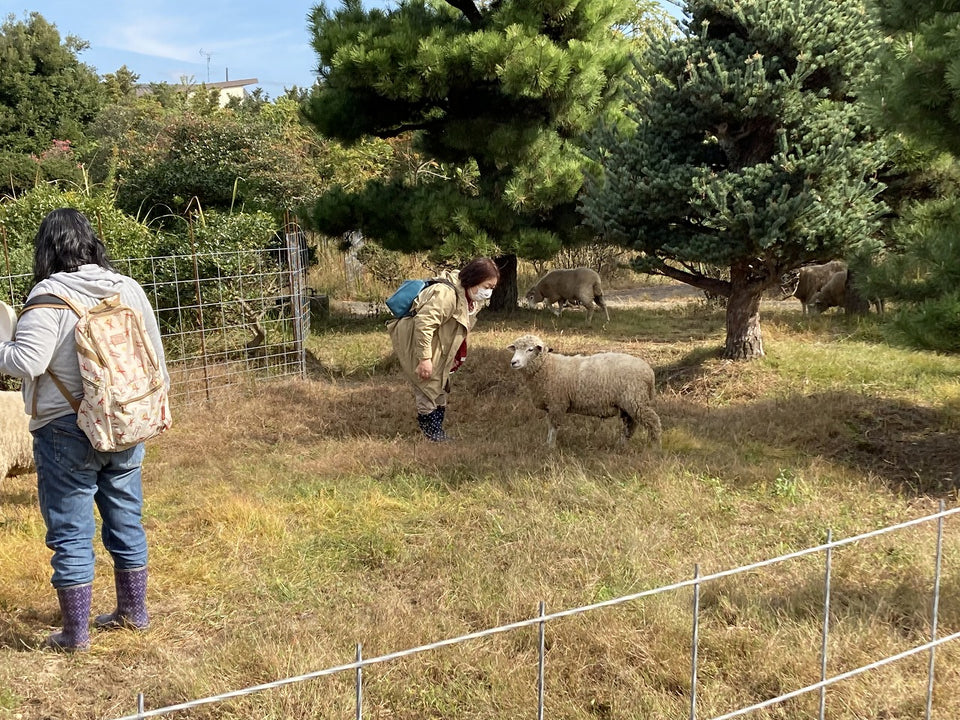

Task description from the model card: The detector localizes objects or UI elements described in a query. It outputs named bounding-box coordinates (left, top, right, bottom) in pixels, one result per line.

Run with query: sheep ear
left=507, top=344, right=515, bottom=351
left=547, top=346, right=554, bottom=353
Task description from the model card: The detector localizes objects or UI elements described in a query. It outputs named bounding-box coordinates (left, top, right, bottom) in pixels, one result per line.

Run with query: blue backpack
left=386, top=278, right=455, bottom=318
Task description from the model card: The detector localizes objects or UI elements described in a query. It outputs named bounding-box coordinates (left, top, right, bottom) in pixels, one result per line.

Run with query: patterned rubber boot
left=45, top=583, right=92, bottom=652
left=94, top=567, right=150, bottom=631
left=435, top=406, right=452, bottom=441
left=417, top=407, right=452, bottom=442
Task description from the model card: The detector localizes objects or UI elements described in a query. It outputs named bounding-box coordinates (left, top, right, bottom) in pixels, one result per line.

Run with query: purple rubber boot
left=45, top=583, right=92, bottom=652
left=94, top=567, right=150, bottom=631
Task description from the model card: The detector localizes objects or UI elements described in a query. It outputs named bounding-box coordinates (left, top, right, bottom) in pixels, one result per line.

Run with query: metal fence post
left=819, top=529, right=833, bottom=720
left=538, top=601, right=546, bottom=720
left=137, top=692, right=144, bottom=719
left=0, top=225, right=14, bottom=302
left=690, top=564, right=700, bottom=720
left=284, top=214, right=308, bottom=379
left=926, top=500, right=945, bottom=720
left=356, top=643, right=363, bottom=720
left=188, top=218, right=211, bottom=403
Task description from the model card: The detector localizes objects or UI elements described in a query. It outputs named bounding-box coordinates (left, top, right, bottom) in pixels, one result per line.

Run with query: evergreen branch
left=651, top=260, right=730, bottom=297
left=373, top=120, right=441, bottom=139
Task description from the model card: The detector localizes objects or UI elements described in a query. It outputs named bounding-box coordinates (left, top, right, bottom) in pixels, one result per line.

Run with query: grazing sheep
left=508, top=334, right=661, bottom=448
left=0, top=390, right=34, bottom=480
left=524, top=268, right=610, bottom=323
left=794, top=260, right=846, bottom=315
left=809, top=268, right=877, bottom=315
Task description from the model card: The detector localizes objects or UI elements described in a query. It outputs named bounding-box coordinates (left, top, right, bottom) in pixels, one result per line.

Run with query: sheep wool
left=508, top=334, right=661, bottom=448
left=794, top=260, right=846, bottom=315
left=524, top=267, right=609, bottom=323
left=0, top=390, right=34, bottom=480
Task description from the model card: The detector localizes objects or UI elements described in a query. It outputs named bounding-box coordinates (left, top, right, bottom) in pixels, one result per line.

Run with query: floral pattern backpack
left=21, top=293, right=171, bottom=452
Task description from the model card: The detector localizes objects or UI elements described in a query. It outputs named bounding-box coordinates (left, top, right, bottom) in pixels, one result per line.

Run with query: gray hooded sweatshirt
left=0, top=264, right=169, bottom=431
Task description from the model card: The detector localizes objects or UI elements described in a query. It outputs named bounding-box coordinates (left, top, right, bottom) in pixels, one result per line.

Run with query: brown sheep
left=524, top=268, right=609, bottom=323
left=794, top=260, right=846, bottom=315
left=809, top=268, right=877, bottom=315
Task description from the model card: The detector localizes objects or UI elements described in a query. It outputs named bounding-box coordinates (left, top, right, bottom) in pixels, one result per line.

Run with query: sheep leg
left=545, top=413, right=562, bottom=447
left=546, top=424, right=558, bottom=447
left=619, top=410, right=637, bottom=443
left=597, top=296, right=609, bottom=322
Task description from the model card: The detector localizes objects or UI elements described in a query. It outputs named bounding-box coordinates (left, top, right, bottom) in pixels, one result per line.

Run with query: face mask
left=473, top=287, right=493, bottom=301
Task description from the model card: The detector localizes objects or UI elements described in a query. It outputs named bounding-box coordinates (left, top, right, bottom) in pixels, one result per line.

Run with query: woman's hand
left=416, top=358, right=433, bottom=380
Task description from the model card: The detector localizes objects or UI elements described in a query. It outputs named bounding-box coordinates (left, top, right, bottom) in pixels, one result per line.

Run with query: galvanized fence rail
left=107, top=504, right=958, bottom=720
left=0, top=241, right=309, bottom=402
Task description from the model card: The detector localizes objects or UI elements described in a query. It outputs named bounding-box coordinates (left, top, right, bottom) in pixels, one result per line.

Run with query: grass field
left=1, top=293, right=959, bottom=720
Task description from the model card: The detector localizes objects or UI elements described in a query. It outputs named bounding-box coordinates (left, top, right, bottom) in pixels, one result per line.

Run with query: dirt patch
left=604, top=282, right=705, bottom=308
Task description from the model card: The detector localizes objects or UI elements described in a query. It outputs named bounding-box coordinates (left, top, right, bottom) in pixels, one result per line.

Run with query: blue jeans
left=32, top=415, right=147, bottom=588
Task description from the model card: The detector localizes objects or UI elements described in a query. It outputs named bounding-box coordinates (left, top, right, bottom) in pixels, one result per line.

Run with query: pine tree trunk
left=723, top=267, right=765, bottom=360
left=488, top=253, right=518, bottom=312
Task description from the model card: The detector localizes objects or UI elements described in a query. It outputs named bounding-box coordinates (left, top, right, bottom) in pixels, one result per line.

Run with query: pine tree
left=874, top=0, right=960, bottom=155
left=0, top=12, right=104, bottom=155
left=581, top=0, right=888, bottom=359
left=868, top=1, right=960, bottom=352
left=302, top=0, right=652, bottom=307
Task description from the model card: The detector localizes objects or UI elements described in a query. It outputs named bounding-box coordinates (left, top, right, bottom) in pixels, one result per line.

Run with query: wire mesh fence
left=0, top=235, right=309, bottom=403
left=106, top=505, right=958, bottom=720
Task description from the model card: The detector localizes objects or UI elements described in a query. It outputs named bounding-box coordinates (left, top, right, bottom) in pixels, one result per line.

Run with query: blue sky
left=10, top=0, right=683, bottom=99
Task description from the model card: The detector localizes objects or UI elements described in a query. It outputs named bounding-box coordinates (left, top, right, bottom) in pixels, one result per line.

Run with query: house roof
left=205, top=78, right=259, bottom=90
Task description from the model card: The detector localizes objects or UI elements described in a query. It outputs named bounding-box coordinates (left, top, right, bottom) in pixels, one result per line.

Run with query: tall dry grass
left=0, top=292, right=958, bottom=720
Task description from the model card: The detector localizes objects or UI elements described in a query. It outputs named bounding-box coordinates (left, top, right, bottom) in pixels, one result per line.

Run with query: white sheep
left=524, top=267, right=610, bottom=323
left=508, top=334, right=661, bottom=448
left=0, top=390, right=34, bottom=480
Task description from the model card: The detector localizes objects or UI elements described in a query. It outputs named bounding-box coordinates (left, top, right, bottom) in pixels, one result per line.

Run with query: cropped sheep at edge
left=524, top=267, right=610, bottom=323
left=794, top=260, right=846, bottom=315
left=507, top=333, right=661, bottom=448
left=0, top=390, right=34, bottom=480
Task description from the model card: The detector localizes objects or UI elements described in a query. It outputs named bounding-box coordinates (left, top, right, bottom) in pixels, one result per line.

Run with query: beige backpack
left=22, top=293, right=171, bottom=452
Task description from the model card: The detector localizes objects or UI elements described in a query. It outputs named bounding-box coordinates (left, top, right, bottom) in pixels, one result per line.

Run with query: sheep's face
left=523, top=288, right=543, bottom=307
left=508, top=336, right=544, bottom=370
left=810, top=294, right=830, bottom=314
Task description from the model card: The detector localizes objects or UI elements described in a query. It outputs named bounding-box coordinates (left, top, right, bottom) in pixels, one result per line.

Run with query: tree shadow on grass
left=671, top=389, right=960, bottom=497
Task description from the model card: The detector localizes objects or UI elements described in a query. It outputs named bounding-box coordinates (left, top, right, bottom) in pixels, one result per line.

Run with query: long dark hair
left=33, top=208, right=114, bottom=284
left=458, top=257, right=499, bottom=288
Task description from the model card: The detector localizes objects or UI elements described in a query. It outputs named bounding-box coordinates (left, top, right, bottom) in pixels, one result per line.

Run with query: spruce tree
left=581, top=0, right=888, bottom=359
left=302, top=0, right=649, bottom=307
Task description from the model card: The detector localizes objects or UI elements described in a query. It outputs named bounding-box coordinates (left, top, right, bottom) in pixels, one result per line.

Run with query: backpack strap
left=20, top=293, right=83, bottom=317
left=407, top=278, right=457, bottom=318
left=20, top=293, right=84, bottom=417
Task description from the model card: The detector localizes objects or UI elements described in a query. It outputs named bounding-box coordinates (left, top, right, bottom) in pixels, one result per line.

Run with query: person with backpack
left=0, top=208, right=170, bottom=652
left=388, top=257, right=499, bottom=442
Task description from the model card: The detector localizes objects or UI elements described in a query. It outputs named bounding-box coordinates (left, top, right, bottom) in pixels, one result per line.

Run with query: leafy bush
left=0, top=186, right=160, bottom=301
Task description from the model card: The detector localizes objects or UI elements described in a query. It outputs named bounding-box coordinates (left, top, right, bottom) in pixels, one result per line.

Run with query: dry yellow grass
left=0, top=297, right=958, bottom=720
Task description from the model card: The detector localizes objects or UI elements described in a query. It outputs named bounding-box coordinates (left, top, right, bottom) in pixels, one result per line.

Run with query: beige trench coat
left=387, top=271, right=478, bottom=403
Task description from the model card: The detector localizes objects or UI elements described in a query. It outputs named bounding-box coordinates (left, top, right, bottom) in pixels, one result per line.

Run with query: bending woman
left=388, top=258, right=499, bottom=441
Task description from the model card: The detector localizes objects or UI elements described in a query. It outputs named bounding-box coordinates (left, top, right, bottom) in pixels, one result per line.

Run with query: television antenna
left=199, top=48, right=212, bottom=82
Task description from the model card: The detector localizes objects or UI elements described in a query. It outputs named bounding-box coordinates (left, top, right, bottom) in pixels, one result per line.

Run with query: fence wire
left=108, top=505, right=959, bottom=720
left=0, top=244, right=309, bottom=402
